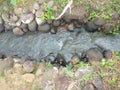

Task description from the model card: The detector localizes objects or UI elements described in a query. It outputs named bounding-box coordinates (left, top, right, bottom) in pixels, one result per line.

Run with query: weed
left=46, top=62, right=53, bottom=68
left=81, top=71, right=93, bottom=81
left=41, top=2, right=54, bottom=20
left=77, top=61, right=90, bottom=67
left=66, top=63, right=73, bottom=71
left=10, top=0, right=25, bottom=6
left=108, top=76, right=118, bottom=86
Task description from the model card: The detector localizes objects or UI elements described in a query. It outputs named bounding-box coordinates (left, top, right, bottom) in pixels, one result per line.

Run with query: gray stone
left=38, top=23, right=50, bottom=33
left=52, top=20, right=61, bottom=27
left=75, top=66, right=93, bottom=79
left=0, top=57, right=14, bottom=71
left=55, top=75, right=70, bottom=90
left=14, top=7, right=23, bottom=15
left=35, top=17, right=44, bottom=25
left=35, top=8, right=44, bottom=17
left=28, top=20, right=37, bottom=31
left=47, top=1, right=54, bottom=7
left=10, top=14, right=18, bottom=23
left=83, top=83, right=94, bottom=90
left=13, top=27, right=24, bottom=35
left=82, top=48, right=103, bottom=62
left=103, top=50, right=113, bottom=59
left=94, top=18, right=106, bottom=26
left=67, top=23, right=75, bottom=32
left=0, top=23, right=5, bottom=32
left=34, top=2, right=40, bottom=10
left=23, top=61, right=35, bottom=73
left=20, top=13, right=34, bottom=24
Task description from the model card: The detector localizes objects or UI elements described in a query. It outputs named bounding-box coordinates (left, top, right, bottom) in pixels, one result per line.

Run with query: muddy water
left=0, top=28, right=119, bottom=61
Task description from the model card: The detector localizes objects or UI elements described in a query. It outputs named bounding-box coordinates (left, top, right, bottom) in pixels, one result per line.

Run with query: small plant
left=46, top=62, right=53, bottom=68
left=108, top=77, right=118, bottom=86
left=10, top=0, right=25, bottom=6
left=81, top=71, right=93, bottom=81
left=77, top=61, right=90, bottom=67
left=41, top=3, right=54, bottom=20
left=66, top=63, right=73, bottom=71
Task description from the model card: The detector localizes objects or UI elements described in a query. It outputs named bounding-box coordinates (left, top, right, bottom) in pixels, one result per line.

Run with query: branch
left=55, top=0, right=73, bottom=20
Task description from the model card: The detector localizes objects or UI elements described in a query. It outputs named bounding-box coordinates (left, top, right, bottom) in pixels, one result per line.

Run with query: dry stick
left=55, top=0, right=73, bottom=20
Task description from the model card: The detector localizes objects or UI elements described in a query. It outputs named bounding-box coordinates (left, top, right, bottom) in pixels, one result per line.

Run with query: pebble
left=52, top=20, right=61, bottom=27
left=28, top=20, right=37, bottom=31
left=103, top=50, right=113, bottom=59
left=23, top=61, right=35, bottom=73
left=0, top=57, right=14, bottom=71
left=13, top=27, right=24, bottom=35
left=94, top=18, right=106, bottom=26
left=85, top=22, right=99, bottom=32
left=71, top=55, right=80, bottom=65
left=67, top=23, right=75, bottom=32
left=34, top=2, right=40, bottom=10
left=22, top=74, right=35, bottom=83
left=20, top=13, right=34, bottom=24
left=81, top=48, right=103, bottom=62
left=35, top=17, right=44, bottom=25
left=38, top=23, right=50, bottom=33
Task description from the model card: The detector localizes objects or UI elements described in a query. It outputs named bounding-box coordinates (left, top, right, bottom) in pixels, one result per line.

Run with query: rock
left=81, top=48, right=103, bottom=62
left=13, top=27, right=24, bottom=35
left=0, top=53, right=5, bottom=59
left=20, top=13, right=34, bottom=24
left=45, top=53, right=57, bottom=62
left=38, top=0, right=44, bottom=4
left=36, top=61, right=46, bottom=76
left=85, top=22, right=99, bottom=32
left=112, top=11, right=120, bottom=19
left=50, top=28, right=57, bottom=34
left=83, top=83, right=94, bottom=90
left=28, top=20, right=37, bottom=31
left=47, top=0, right=54, bottom=7
left=20, top=23, right=28, bottom=29
left=35, top=17, right=44, bottom=25
left=67, top=23, right=75, bottom=32
left=13, top=63, right=23, bottom=74
left=52, top=20, right=61, bottom=27
left=41, top=68, right=58, bottom=89
left=0, top=23, right=5, bottom=32
left=0, top=57, right=14, bottom=71
left=16, top=19, right=22, bottom=26
left=75, top=66, right=93, bottom=79
left=102, top=23, right=113, bottom=33
left=22, top=74, right=35, bottom=83
left=94, top=18, right=106, bottom=26
left=5, top=24, right=14, bottom=31
left=92, top=76, right=103, bottom=90
left=103, top=50, right=113, bottom=59
left=2, top=12, right=10, bottom=23
left=13, top=57, right=26, bottom=64
left=64, top=6, right=88, bottom=20
left=10, top=14, right=18, bottom=23
left=34, top=2, right=40, bottom=10
left=62, top=16, right=71, bottom=24
left=14, top=7, right=23, bottom=15
left=55, top=75, right=70, bottom=90
left=52, top=54, right=67, bottom=66
left=71, top=54, right=80, bottom=65
left=35, top=8, right=44, bottom=17
left=38, top=23, right=50, bottom=33
left=57, top=26, right=67, bottom=32
left=23, top=61, right=35, bottom=73
left=22, top=28, right=29, bottom=33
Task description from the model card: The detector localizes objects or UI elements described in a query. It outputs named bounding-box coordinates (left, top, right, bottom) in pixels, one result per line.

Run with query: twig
left=55, top=0, right=73, bottom=20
